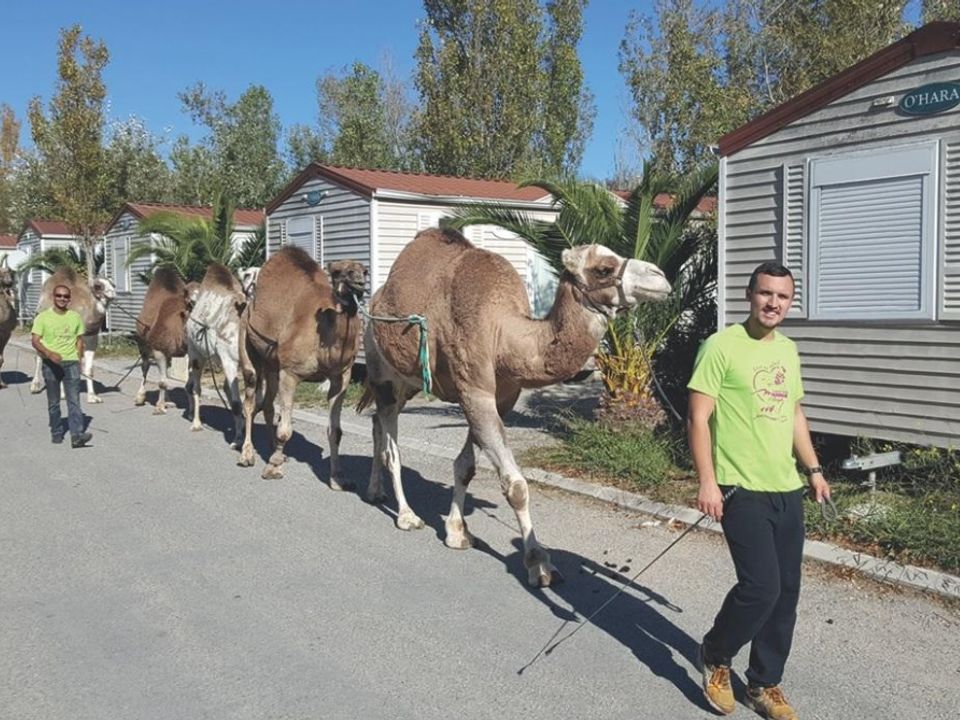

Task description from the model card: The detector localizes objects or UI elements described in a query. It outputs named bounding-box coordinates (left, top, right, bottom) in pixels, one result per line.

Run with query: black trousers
left=703, top=486, right=805, bottom=687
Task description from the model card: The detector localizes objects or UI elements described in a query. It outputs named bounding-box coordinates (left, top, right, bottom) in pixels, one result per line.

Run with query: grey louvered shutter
left=781, top=163, right=806, bottom=317
left=942, top=140, right=960, bottom=320
left=314, top=216, right=324, bottom=265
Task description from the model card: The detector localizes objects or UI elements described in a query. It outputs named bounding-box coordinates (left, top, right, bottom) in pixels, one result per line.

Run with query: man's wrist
left=801, top=465, right=824, bottom=477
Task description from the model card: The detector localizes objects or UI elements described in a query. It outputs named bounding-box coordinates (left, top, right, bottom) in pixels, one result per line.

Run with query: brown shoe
left=745, top=685, right=799, bottom=720
left=699, top=644, right=735, bottom=715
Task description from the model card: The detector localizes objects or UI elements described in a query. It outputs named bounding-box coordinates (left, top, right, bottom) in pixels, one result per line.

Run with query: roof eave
left=372, top=188, right=553, bottom=208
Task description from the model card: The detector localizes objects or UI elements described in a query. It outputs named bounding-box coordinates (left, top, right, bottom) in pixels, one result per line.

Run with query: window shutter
left=417, top=212, right=436, bottom=231
left=279, top=220, right=287, bottom=246
left=781, top=163, right=806, bottom=317
left=468, top=225, right=483, bottom=248
left=813, top=175, right=925, bottom=317
left=942, top=140, right=960, bottom=320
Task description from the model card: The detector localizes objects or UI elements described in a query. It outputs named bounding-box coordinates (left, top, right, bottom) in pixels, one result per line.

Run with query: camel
left=134, top=267, right=195, bottom=414
left=237, top=247, right=366, bottom=483
left=0, top=256, right=16, bottom=388
left=30, top=267, right=116, bottom=402
left=185, top=263, right=248, bottom=444
left=359, top=228, right=671, bottom=587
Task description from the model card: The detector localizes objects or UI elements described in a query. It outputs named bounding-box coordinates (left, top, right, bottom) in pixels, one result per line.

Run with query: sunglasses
left=54, top=294, right=71, bottom=299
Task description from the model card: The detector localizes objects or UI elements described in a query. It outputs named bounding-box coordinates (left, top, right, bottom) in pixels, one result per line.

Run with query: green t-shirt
left=31, top=308, right=84, bottom=362
left=687, top=323, right=804, bottom=492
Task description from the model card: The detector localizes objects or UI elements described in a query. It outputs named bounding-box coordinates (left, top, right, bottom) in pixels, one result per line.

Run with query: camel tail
left=355, top=384, right=375, bottom=415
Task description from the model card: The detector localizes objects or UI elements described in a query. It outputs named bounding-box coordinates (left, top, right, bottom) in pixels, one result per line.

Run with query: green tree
left=233, top=222, right=266, bottom=269
left=27, top=24, right=110, bottom=278
left=177, top=83, right=285, bottom=207
left=922, top=0, right=960, bottom=22
left=169, top=137, right=218, bottom=206
left=7, top=149, right=58, bottom=233
left=449, top=162, right=717, bottom=424
left=128, top=192, right=239, bottom=282
left=0, top=104, right=21, bottom=233
left=619, top=0, right=909, bottom=173
left=104, top=117, right=172, bottom=207
left=285, top=123, right=327, bottom=171
left=414, top=0, right=592, bottom=178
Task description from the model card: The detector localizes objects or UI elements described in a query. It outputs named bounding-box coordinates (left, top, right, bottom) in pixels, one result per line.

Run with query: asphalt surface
left=1, top=342, right=958, bottom=720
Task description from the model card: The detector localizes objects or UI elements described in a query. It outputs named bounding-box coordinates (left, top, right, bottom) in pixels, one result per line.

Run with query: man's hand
left=47, top=351, right=63, bottom=365
left=808, top=473, right=831, bottom=503
left=698, top=482, right=725, bottom=522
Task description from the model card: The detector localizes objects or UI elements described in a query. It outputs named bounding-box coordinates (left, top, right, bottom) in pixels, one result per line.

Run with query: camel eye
left=596, top=266, right=613, bottom=277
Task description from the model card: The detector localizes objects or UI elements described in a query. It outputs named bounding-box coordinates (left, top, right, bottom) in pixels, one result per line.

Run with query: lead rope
left=358, top=304, right=432, bottom=395
left=518, top=486, right=738, bottom=675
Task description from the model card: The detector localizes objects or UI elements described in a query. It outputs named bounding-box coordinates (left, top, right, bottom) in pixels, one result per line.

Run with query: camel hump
left=151, top=266, right=185, bottom=292
left=49, top=266, right=79, bottom=286
left=203, top=262, right=241, bottom=292
left=413, top=226, right=473, bottom=249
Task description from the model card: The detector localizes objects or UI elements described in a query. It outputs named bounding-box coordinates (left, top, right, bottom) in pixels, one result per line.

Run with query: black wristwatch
left=801, top=466, right=824, bottom=477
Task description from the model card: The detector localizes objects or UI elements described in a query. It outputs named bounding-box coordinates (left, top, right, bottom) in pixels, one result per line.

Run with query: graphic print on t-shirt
left=752, top=361, right=789, bottom=422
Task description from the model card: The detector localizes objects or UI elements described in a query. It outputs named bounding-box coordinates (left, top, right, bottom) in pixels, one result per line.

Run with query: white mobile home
left=16, top=220, right=84, bottom=321
left=265, top=164, right=560, bottom=316
left=103, top=202, right=264, bottom=334
left=717, top=21, right=960, bottom=448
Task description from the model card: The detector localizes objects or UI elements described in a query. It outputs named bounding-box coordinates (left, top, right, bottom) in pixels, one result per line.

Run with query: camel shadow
left=190, top=403, right=242, bottom=447
left=0, top=370, right=30, bottom=386
left=497, top=536, right=713, bottom=711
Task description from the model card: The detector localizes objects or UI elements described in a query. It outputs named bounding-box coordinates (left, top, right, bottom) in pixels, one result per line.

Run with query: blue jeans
left=42, top=360, right=84, bottom=440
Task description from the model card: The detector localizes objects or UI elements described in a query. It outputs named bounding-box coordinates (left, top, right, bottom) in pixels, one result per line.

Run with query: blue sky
left=1, top=0, right=649, bottom=182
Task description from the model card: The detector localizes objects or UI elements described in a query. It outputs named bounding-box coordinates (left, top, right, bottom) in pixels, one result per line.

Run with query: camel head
left=90, top=276, right=116, bottom=304
left=561, top=244, right=671, bottom=317
left=0, top=255, right=14, bottom=290
left=327, top=260, right=367, bottom=306
left=184, top=281, right=201, bottom=311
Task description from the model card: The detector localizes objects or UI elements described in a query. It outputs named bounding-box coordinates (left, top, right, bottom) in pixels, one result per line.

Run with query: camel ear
left=561, top=246, right=588, bottom=276
left=234, top=294, right=247, bottom=314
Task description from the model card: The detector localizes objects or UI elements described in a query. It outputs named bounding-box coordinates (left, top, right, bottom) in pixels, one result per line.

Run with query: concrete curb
left=14, top=337, right=960, bottom=602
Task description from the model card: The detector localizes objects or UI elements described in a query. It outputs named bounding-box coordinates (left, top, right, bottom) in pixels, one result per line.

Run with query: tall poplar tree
left=414, top=0, right=593, bottom=178
left=27, top=24, right=110, bottom=278
left=0, top=104, right=21, bottom=234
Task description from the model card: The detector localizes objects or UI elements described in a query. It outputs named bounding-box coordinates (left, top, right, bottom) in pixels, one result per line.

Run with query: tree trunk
left=84, top=236, right=96, bottom=279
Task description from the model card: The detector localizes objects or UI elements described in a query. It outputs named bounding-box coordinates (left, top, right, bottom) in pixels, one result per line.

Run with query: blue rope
left=358, top=304, right=432, bottom=395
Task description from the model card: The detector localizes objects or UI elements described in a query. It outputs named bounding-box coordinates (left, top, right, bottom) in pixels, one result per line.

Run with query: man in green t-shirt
left=687, top=262, right=830, bottom=720
left=31, top=284, right=92, bottom=448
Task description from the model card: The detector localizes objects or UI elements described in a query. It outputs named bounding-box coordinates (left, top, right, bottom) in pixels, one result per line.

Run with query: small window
left=808, top=143, right=937, bottom=321
left=114, top=237, right=130, bottom=293
left=286, top=216, right=315, bottom=259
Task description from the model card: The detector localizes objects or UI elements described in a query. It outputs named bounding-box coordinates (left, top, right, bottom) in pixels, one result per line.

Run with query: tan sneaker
left=745, top=685, right=799, bottom=720
left=699, top=644, right=735, bottom=715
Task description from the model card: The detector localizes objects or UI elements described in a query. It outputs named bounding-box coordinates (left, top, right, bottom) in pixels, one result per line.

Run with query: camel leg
left=153, top=352, right=169, bottom=414
left=0, top=353, right=5, bottom=388
left=370, top=382, right=422, bottom=530
left=134, top=350, right=150, bottom=406
left=262, top=369, right=296, bottom=480
left=237, top=363, right=259, bottom=467
left=460, top=392, right=561, bottom=587
left=445, top=434, right=477, bottom=549
left=327, top=369, right=353, bottom=491
left=367, top=413, right=386, bottom=503
left=220, top=354, right=244, bottom=448
left=30, top=354, right=43, bottom=393
left=83, top=349, right=102, bottom=403
left=188, top=356, right=203, bottom=431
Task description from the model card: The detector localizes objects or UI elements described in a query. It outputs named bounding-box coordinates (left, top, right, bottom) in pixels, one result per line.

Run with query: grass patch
left=96, top=335, right=140, bottom=359
left=293, top=380, right=366, bottom=409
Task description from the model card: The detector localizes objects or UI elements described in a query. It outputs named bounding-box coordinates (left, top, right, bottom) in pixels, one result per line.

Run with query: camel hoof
left=152, top=406, right=167, bottom=415
left=261, top=464, right=284, bottom=480
left=527, top=563, right=564, bottom=588
left=396, top=510, right=425, bottom=531
left=86, top=395, right=103, bottom=404
left=329, top=477, right=355, bottom=491
left=164, top=401, right=176, bottom=409
left=134, top=396, right=146, bottom=406
left=191, top=424, right=203, bottom=432
left=237, top=456, right=255, bottom=468
left=30, top=385, right=42, bottom=394
left=444, top=530, right=475, bottom=550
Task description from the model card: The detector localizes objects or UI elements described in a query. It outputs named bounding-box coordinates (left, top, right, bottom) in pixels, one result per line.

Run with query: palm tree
left=449, top=160, right=718, bottom=428
left=18, top=244, right=105, bottom=277
left=233, top=221, right=266, bottom=269
left=128, top=192, right=239, bottom=283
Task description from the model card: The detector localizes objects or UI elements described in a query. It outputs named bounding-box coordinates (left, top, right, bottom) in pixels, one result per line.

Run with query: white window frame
left=806, top=142, right=938, bottom=322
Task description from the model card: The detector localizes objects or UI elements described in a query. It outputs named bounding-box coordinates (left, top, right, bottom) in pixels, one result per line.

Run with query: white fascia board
left=717, top=155, right=727, bottom=329
left=372, top=189, right=553, bottom=211
left=370, top=198, right=379, bottom=292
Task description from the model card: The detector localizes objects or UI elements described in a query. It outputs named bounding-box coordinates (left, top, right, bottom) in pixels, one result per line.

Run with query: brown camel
left=360, top=228, right=671, bottom=587
left=0, top=256, right=16, bottom=388
left=30, top=267, right=116, bottom=401
left=134, top=267, right=194, bottom=413
left=237, top=247, right=366, bottom=482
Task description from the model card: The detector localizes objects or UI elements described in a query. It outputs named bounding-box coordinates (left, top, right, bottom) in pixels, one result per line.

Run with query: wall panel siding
left=721, top=48, right=960, bottom=447
left=104, top=213, right=150, bottom=335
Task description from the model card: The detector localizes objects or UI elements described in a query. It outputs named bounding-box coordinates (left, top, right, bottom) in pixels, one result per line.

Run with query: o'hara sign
left=899, top=82, right=960, bottom=116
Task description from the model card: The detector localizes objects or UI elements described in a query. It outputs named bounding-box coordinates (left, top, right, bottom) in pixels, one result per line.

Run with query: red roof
left=0, top=233, right=17, bottom=248
left=612, top=190, right=716, bottom=215
left=23, top=219, right=76, bottom=237
left=267, top=164, right=552, bottom=214
left=108, top=202, right=265, bottom=233
left=719, top=22, right=960, bottom=157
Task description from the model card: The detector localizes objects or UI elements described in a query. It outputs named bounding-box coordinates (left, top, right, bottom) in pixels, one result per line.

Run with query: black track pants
left=703, top=486, right=806, bottom=687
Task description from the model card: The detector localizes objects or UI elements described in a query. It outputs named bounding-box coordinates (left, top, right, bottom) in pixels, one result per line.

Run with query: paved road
left=1, top=344, right=957, bottom=720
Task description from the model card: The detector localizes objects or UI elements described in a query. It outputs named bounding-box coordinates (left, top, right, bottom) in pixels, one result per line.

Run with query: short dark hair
left=748, top=262, right=794, bottom=291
